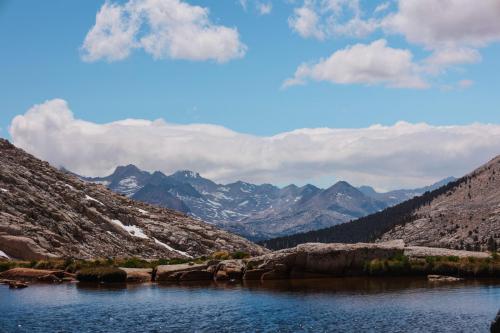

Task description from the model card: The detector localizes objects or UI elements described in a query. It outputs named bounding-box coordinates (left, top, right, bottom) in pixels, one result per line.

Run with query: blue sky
left=2, top=0, right=500, bottom=189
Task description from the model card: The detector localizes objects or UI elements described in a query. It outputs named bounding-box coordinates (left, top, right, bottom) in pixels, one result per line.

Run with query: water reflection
left=151, top=276, right=500, bottom=295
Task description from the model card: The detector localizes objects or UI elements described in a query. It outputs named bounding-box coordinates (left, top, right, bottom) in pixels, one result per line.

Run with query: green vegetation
left=0, top=251, right=250, bottom=274
left=76, top=267, right=127, bottom=283
left=363, top=254, right=500, bottom=277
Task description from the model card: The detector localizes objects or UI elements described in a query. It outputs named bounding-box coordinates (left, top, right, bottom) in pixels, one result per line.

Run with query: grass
left=363, top=254, right=500, bottom=277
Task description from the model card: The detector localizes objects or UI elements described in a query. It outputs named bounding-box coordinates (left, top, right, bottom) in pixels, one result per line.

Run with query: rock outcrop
left=0, top=268, right=65, bottom=282
left=244, top=240, right=406, bottom=280
left=0, top=139, right=267, bottom=260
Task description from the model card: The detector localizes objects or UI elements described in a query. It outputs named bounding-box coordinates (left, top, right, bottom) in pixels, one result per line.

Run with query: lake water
left=1, top=277, right=499, bottom=332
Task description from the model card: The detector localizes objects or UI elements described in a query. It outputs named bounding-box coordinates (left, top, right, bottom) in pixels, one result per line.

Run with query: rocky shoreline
left=1, top=240, right=498, bottom=287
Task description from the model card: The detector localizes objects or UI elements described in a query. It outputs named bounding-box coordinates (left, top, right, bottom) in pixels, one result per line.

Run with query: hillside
left=0, top=139, right=266, bottom=260
left=79, top=165, right=451, bottom=240
left=262, top=156, right=500, bottom=251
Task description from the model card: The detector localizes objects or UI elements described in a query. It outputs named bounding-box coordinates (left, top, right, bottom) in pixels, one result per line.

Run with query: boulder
left=0, top=234, right=58, bottom=260
left=215, top=270, right=229, bottom=281
left=0, top=268, right=64, bottom=282
left=246, top=240, right=405, bottom=278
left=404, top=246, right=489, bottom=259
left=178, top=270, right=213, bottom=281
left=155, top=263, right=207, bottom=282
left=215, top=260, right=245, bottom=280
left=119, top=268, right=153, bottom=283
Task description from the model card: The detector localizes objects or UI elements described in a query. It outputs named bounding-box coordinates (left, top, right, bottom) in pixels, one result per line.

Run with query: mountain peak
left=173, top=170, right=200, bottom=179
left=112, top=164, right=144, bottom=177
left=329, top=180, right=357, bottom=192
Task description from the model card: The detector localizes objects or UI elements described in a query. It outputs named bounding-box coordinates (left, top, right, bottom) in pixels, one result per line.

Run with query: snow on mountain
left=76, top=164, right=453, bottom=241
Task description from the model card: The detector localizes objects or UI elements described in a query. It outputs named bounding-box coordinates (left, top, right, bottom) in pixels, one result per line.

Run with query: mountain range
left=262, top=155, right=500, bottom=252
left=79, top=164, right=455, bottom=240
left=0, top=139, right=265, bottom=260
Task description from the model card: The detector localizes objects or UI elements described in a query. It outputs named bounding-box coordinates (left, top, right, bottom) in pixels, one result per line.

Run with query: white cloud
left=288, top=0, right=378, bottom=40
left=81, top=0, right=247, bottom=63
left=257, top=2, right=272, bottom=15
left=424, top=47, right=482, bottom=74
left=284, top=39, right=428, bottom=89
left=288, top=3, right=325, bottom=40
left=383, top=0, right=500, bottom=49
left=9, top=99, right=500, bottom=191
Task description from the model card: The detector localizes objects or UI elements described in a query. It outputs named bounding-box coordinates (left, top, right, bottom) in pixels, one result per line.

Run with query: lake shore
left=1, top=240, right=499, bottom=287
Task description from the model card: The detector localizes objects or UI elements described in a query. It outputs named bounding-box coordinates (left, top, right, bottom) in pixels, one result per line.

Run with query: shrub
left=231, top=251, right=250, bottom=259
left=212, top=251, right=230, bottom=260
left=120, top=257, right=150, bottom=268
left=0, top=261, right=17, bottom=272
left=76, top=267, right=127, bottom=283
left=365, top=259, right=386, bottom=275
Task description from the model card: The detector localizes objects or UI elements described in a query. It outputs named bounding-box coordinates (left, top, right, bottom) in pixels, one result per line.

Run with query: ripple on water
left=0, top=277, right=499, bottom=333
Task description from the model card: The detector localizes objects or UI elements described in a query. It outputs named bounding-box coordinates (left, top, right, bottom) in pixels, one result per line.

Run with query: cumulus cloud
left=288, top=3, right=325, bottom=40
left=283, top=39, right=428, bottom=89
left=383, top=0, right=500, bottom=49
left=288, top=0, right=378, bottom=40
left=424, top=47, right=482, bottom=74
left=9, top=99, right=500, bottom=190
left=81, top=0, right=246, bottom=63
left=285, top=0, right=500, bottom=88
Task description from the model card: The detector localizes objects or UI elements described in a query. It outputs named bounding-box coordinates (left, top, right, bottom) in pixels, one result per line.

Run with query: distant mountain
left=261, top=157, right=499, bottom=252
left=78, top=164, right=454, bottom=241
left=358, top=177, right=457, bottom=206
left=0, top=139, right=265, bottom=260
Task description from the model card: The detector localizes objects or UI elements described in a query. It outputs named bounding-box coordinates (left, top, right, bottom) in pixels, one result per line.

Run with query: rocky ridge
left=381, top=155, right=500, bottom=250
left=0, top=139, right=266, bottom=260
left=80, top=164, right=453, bottom=240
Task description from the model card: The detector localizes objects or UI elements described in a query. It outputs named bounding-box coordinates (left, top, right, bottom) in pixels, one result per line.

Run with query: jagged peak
left=172, top=170, right=201, bottom=179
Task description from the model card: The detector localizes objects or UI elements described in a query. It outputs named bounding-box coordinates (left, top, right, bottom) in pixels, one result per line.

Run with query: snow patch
left=93, top=180, right=111, bottom=186
left=238, top=200, right=249, bottom=206
left=117, top=177, right=140, bottom=195
left=110, top=219, right=149, bottom=239
left=0, top=250, right=10, bottom=259
left=137, top=208, right=149, bottom=215
left=0, top=188, right=8, bottom=193
left=207, top=199, right=222, bottom=207
left=64, top=184, right=75, bottom=191
left=85, top=195, right=104, bottom=205
left=212, top=192, right=232, bottom=201
left=154, top=238, right=193, bottom=258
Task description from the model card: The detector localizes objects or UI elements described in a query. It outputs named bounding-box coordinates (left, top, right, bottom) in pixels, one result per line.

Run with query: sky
left=1, top=0, right=500, bottom=190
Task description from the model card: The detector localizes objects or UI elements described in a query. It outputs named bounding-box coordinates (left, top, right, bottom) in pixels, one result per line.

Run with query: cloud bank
left=9, top=99, right=500, bottom=190
left=81, top=0, right=246, bottom=63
